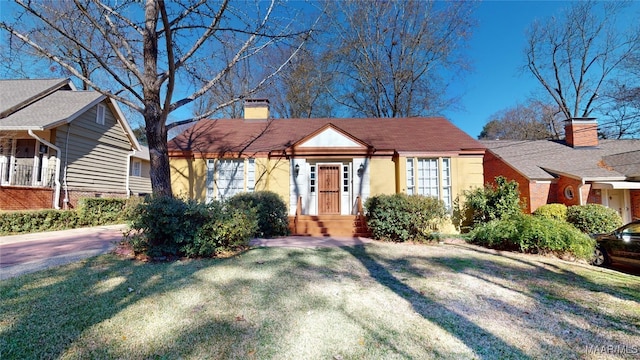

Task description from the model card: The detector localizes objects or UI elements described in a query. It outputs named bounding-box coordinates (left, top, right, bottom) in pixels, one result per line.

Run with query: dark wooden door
left=318, top=165, right=340, bottom=214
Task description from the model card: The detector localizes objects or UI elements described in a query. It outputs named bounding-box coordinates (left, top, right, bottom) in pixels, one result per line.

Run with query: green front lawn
left=1, top=242, right=639, bottom=359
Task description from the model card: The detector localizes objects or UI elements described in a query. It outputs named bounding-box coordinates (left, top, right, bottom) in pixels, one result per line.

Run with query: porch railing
left=0, top=163, right=54, bottom=188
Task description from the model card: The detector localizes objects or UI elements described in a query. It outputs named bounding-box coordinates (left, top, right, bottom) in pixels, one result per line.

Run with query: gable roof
left=0, top=78, right=107, bottom=130
left=0, top=78, right=74, bottom=118
left=482, top=139, right=640, bottom=181
left=168, top=117, right=485, bottom=156
left=0, top=78, right=141, bottom=151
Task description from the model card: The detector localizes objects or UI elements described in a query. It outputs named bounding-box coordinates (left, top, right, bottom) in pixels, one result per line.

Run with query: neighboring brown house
left=482, top=118, right=640, bottom=223
left=0, top=78, right=150, bottom=210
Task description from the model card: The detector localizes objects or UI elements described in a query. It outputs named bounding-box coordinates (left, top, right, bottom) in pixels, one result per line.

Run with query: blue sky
left=443, top=0, right=640, bottom=139
left=2, top=1, right=638, bottom=138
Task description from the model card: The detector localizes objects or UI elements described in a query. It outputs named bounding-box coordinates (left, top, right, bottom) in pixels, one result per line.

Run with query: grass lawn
left=1, top=241, right=639, bottom=359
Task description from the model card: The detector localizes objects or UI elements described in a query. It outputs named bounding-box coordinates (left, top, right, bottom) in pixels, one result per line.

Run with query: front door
left=318, top=165, right=340, bottom=214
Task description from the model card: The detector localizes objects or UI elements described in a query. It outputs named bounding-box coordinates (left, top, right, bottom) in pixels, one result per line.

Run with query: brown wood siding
left=55, top=102, right=132, bottom=193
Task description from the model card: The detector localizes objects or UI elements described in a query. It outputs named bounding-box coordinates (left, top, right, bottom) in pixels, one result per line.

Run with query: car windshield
left=621, top=223, right=640, bottom=234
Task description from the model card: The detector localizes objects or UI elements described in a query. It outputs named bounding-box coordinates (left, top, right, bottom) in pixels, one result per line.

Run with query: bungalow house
left=482, top=118, right=640, bottom=223
left=168, top=100, right=486, bottom=236
left=0, top=78, right=151, bottom=210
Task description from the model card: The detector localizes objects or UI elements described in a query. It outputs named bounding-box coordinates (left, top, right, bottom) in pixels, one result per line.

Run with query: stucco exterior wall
left=170, top=157, right=207, bottom=201
left=451, top=156, right=484, bottom=201
left=369, top=157, right=396, bottom=196
left=260, top=157, right=289, bottom=205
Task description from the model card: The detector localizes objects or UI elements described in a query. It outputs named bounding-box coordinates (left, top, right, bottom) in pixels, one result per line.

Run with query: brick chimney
left=243, top=99, right=270, bottom=120
left=564, top=118, right=598, bottom=147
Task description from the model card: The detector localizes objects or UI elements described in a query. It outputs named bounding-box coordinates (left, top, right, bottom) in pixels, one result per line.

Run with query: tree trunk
left=145, top=107, right=172, bottom=198
left=143, top=0, right=172, bottom=198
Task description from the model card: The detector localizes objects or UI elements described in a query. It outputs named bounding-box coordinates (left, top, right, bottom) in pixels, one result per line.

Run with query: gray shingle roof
left=0, top=79, right=104, bottom=130
left=603, top=150, right=640, bottom=178
left=482, top=139, right=640, bottom=180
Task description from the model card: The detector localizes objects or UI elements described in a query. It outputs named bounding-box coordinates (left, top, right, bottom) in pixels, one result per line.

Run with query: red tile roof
left=168, top=117, right=484, bottom=156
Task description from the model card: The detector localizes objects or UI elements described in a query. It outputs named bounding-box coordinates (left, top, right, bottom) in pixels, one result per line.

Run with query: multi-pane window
left=442, top=158, right=452, bottom=209
left=407, top=157, right=452, bottom=209
left=131, top=160, right=142, bottom=177
left=96, top=104, right=106, bottom=125
left=217, top=159, right=244, bottom=200
left=406, top=158, right=415, bottom=195
left=310, top=165, right=316, bottom=193
left=206, top=159, right=255, bottom=201
left=343, top=164, right=349, bottom=192
left=417, top=158, right=439, bottom=198
left=247, top=158, right=255, bottom=191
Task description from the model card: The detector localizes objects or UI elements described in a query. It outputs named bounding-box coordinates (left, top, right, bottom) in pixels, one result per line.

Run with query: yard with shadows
left=1, top=241, right=638, bottom=359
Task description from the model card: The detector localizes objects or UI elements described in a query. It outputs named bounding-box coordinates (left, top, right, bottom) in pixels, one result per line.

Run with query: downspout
left=126, top=150, right=136, bottom=198
left=28, top=130, right=61, bottom=209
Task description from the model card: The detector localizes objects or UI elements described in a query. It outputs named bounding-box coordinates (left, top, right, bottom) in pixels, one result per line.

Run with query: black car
left=591, top=220, right=640, bottom=267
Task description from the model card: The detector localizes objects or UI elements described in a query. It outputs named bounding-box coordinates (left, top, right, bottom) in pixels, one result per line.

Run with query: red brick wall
left=0, top=186, right=54, bottom=210
left=62, top=189, right=128, bottom=209
left=484, top=151, right=534, bottom=213
left=631, top=190, right=640, bottom=220
left=555, top=176, right=584, bottom=206
left=565, top=122, right=598, bottom=147
left=529, top=182, right=554, bottom=213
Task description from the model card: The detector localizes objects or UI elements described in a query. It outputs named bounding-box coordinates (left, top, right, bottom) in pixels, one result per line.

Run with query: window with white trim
left=96, top=104, right=106, bottom=125
left=310, top=165, right=316, bottom=193
left=406, top=157, right=452, bottom=209
left=217, top=159, right=244, bottom=200
left=130, top=159, right=142, bottom=177
left=442, top=158, right=452, bottom=209
left=417, top=158, right=439, bottom=198
left=247, top=158, right=255, bottom=191
left=343, top=164, right=349, bottom=192
left=206, top=159, right=255, bottom=201
left=406, top=158, right=415, bottom=195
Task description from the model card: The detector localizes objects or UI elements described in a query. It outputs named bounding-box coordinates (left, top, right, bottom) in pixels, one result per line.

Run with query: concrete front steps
left=289, top=215, right=371, bottom=237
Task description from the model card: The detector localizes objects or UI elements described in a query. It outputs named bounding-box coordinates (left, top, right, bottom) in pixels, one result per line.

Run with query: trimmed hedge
left=365, top=193, right=448, bottom=242
left=470, top=214, right=596, bottom=260
left=566, top=204, right=622, bottom=234
left=0, top=198, right=133, bottom=235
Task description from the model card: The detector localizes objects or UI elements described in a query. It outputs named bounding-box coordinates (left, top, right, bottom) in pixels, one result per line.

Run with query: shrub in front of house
left=365, top=193, right=448, bottom=242
left=470, top=214, right=595, bottom=260
left=78, top=197, right=130, bottom=224
left=0, top=209, right=81, bottom=234
left=0, top=198, right=135, bottom=235
left=533, top=203, right=568, bottom=222
left=566, top=204, right=622, bottom=234
left=182, top=204, right=257, bottom=257
left=456, top=176, right=522, bottom=231
left=125, top=196, right=257, bottom=258
left=226, top=191, right=289, bottom=238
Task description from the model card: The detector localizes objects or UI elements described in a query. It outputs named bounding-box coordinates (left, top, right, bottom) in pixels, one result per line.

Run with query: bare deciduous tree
left=326, top=0, right=476, bottom=118
left=525, top=1, right=640, bottom=122
left=1, top=0, right=315, bottom=197
left=479, top=101, right=562, bottom=140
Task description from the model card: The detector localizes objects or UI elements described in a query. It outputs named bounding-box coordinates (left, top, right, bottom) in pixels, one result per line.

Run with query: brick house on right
left=482, top=118, right=640, bottom=223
